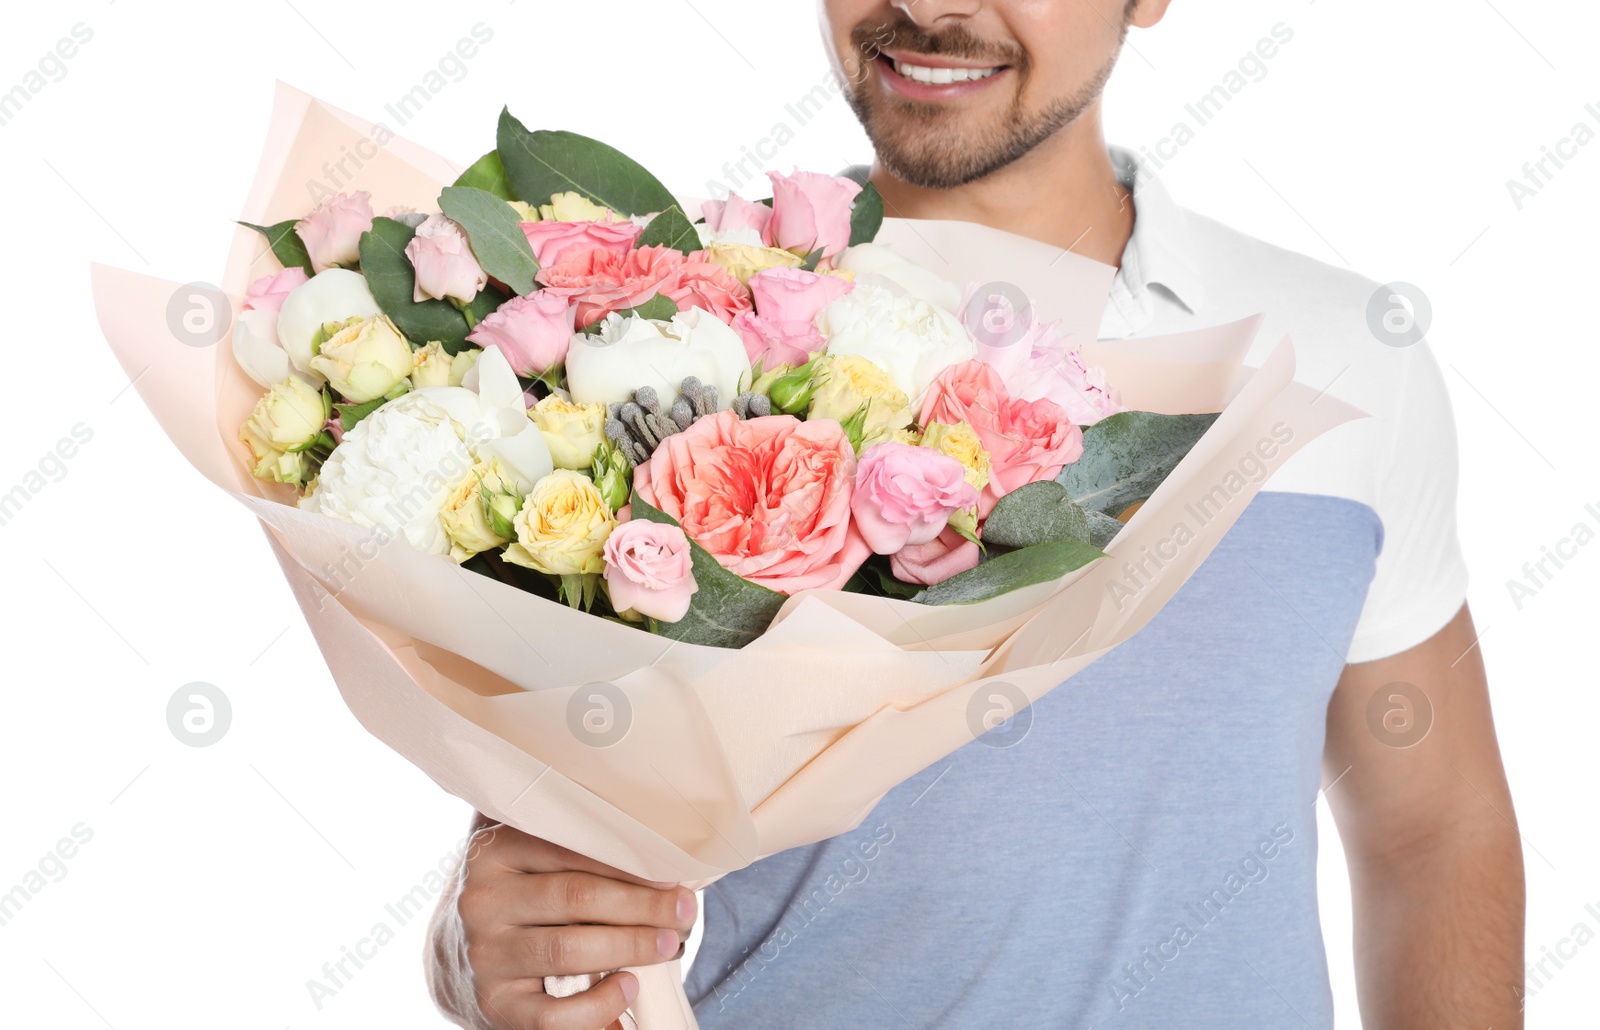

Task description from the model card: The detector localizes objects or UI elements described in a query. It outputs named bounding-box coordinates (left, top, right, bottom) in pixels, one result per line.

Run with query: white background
left=1, top=0, right=1596, bottom=1026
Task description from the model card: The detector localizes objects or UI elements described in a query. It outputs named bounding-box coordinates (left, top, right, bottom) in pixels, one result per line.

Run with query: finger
left=476, top=972, right=638, bottom=1030
left=467, top=870, right=695, bottom=932
left=473, top=924, right=681, bottom=980
left=474, top=829, right=674, bottom=890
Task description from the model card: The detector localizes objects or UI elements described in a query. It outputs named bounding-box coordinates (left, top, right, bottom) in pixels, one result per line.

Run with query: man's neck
left=867, top=105, right=1134, bottom=269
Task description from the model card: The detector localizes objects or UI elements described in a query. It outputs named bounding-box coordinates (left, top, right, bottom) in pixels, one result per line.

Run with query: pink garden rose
left=666, top=253, right=753, bottom=324
left=890, top=527, right=981, bottom=586
left=749, top=266, right=853, bottom=323
left=242, top=267, right=309, bottom=313
left=633, top=410, right=869, bottom=594
left=700, top=193, right=772, bottom=239
left=536, top=245, right=685, bottom=328
left=851, top=442, right=979, bottom=555
left=766, top=170, right=863, bottom=258
left=295, top=191, right=374, bottom=273
left=406, top=214, right=487, bottom=304
left=520, top=219, right=641, bottom=268
left=731, top=312, right=826, bottom=369
left=603, top=519, right=699, bottom=622
left=466, top=292, right=577, bottom=375
left=919, top=360, right=1085, bottom=516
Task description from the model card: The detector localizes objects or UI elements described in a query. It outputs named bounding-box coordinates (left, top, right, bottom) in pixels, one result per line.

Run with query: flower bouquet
left=92, top=85, right=1362, bottom=1028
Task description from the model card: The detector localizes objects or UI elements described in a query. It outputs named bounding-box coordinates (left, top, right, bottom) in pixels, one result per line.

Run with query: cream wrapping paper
left=90, top=84, right=1366, bottom=1029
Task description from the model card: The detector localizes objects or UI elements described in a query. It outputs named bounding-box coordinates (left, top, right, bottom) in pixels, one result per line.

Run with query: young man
left=428, top=2, right=1525, bottom=1027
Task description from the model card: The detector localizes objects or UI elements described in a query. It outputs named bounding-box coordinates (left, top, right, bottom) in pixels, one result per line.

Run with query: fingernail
left=620, top=974, right=639, bottom=1004
left=657, top=928, right=679, bottom=956
left=676, top=891, right=697, bottom=924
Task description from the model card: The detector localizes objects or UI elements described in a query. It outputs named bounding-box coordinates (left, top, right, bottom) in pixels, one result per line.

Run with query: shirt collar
left=1107, top=144, right=1208, bottom=319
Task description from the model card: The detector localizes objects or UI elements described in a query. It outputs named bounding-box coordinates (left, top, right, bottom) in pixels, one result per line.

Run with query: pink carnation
left=851, top=442, right=979, bottom=555
left=603, top=520, right=699, bottom=623
left=919, top=360, right=1085, bottom=516
left=633, top=410, right=869, bottom=594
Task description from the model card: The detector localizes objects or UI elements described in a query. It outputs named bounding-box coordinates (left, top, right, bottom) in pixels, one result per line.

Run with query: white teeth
left=892, top=60, right=1000, bottom=85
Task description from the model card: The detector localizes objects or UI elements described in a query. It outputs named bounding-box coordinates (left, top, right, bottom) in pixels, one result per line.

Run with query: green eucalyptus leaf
left=636, top=204, right=699, bottom=255
left=440, top=185, right=540, bottom=295
left=453, top=150, right=517, bottom=200
left=982, top=482, right=1091, bottom=548
left=631, top=495, right=786, bottom=648
left=912, top=541, right=1105, bottom=606
left=1086, top=510, right=1125, bottom=550
left=496, top=108, right=677, bottom=219
left=358, top=217, right=507, bottom=355
left=1057, top=411, right=1221, bottom=516
left=240, top=219, right=314, bottom=275
left=847, top=181, right=884, bottom=247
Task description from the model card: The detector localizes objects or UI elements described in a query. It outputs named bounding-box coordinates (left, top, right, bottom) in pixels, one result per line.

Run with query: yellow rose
left=539, top=191, right=614, bottom=223
left=411, top=341, right=480, bottom=389
left=241, top=377, right=329, bottom=456
left=507, top=200, right=538, bottom=223
left=310, top=315, right=415, bottom=403
left=890, top=426, right=923, bottom=446
left=252, top=448, right=313, bottom=487
left=807, top=354, right=913, bottom=447
left=920, top=420, right=991, bottom=492
left=439, top=461, right=521, bottom=563
left=503, top=470, right=616, bottom=575
left=529, top=395, right=607, bottom=471
left=703, top=242, right=804, bottom=284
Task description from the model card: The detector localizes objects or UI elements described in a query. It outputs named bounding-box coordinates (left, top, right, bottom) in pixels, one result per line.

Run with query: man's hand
left=1323, top=602, right=1525, bottom=1027
left=428, top=813, right=697, bottom=1030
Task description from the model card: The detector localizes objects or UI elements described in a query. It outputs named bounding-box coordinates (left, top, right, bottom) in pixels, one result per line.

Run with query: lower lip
left=877, top=55, right=1009, bottom=102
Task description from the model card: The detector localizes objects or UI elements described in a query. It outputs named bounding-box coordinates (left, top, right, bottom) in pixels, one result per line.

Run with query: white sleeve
left=1345, top=340, right=1470, bottom=663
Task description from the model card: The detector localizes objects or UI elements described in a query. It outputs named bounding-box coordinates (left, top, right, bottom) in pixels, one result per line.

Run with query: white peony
left=299, top=346, right=553, bottom=556
left=276, top=269, right=382, bottom=378
left=565, top=306, right=751, bottom=410
left=232, top=308, right=317, bottom=388
left=815, top=284, right=976, bottom=405
left=835, top=243, right=964, bottom=313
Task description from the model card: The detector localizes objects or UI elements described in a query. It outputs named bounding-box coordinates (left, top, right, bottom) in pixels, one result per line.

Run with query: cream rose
left=702, top=242, right=804, bottom=285
left=241, top=376, right=329, bottom=455
left=503, top=469, right=616, bottom=576
left=411, top=341, right=479, bottom=389
left=529, top=395, right=607, bottom=470
left=539, top=192, right=614, bottom=222
left=275, top=269, right=382, bottom=379
left=310, top=315, right=415, bottom=403
left=438, top=460, right=522, bottom=563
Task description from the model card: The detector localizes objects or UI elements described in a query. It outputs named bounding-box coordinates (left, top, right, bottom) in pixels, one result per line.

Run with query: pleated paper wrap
left=91, top=85, right=1364, bottom=1029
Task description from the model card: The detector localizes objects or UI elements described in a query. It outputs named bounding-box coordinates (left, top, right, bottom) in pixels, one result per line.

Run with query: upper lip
left=878, top=49, right=1009, bottom=71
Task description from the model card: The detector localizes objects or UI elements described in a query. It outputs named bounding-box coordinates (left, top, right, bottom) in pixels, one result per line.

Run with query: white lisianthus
left=835, top=243, right=964, bottom=312
left=310, top=315, right=415, bottom=403
left=300, top=346, right=553, bottom=556
left=815, top=284, right=976, bottom=405
left=276, top=269, right=382, bottom=378
left=565, top=307, right=751, bottom=410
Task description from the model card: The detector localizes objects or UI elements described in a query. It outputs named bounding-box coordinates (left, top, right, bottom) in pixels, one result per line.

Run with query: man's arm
left=1323, top=602, right=1525, bottom=1028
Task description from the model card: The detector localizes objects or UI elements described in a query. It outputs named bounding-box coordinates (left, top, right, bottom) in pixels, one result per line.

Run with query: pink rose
left=520, top=219, right=642, bottom=268
left=701, top=193, right=773, bottom=239
left=889, top=527, right=981, bottom=586
left=242, top=267, right=309, bottom=313
left=295, top=191, right=374, bottom=273
left=851, top=442, right=979, bottom=555
left=466, top=292, right=578, bottom=375
left=970, top=300, right=1124, bottom=426
left=731, top=312, right=825, bottom=369
left=602, top=520, right=699, bottom=622
left=406, top=214, right=488, bottom=304
left=633, top=410, right=869, bottom=594
left=666, top=253, right=753, bottom=324
left=749, top=266, right=853, bottom=323
left=766, top=170, right=863, bottom=258
left=537, top=245, right=685, bottom=328
left=919, top=360, right=1085, bottom=516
